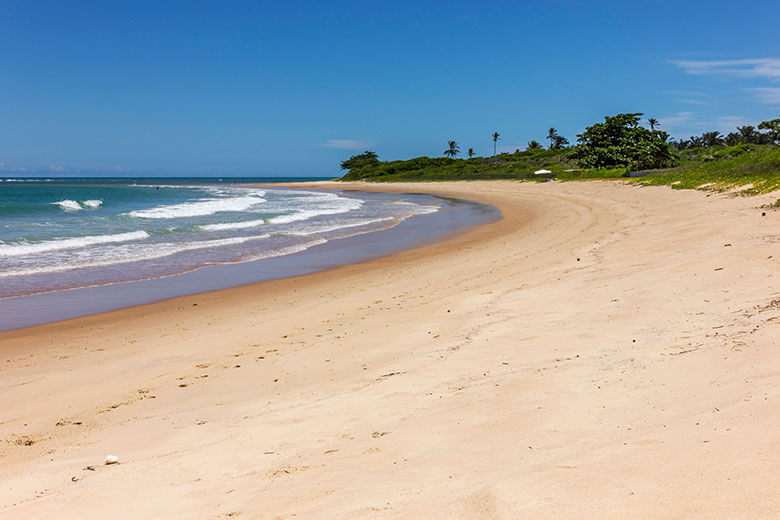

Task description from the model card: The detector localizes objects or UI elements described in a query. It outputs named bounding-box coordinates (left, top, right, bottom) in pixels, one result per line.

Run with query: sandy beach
left=1, top=180, right=778, bottom=519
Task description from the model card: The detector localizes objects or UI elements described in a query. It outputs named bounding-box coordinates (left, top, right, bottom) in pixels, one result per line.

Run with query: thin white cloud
left=662, top=90, right=706, bottom=97
left=319, top=139, right=376, bottom=150
left=715, top=116, right=757, bottom=133
left=747, top=87, right=780, bottom=104
left=662, top=90, right=711, bottom=105
left=670, top=58, right=780, bottom=79
left=49, top=164, right=65, bottom=173
left=658, top=111, right=700, bottom=130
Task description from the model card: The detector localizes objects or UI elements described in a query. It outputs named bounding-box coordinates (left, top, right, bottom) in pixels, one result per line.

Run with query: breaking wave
left=127, top=192, right=266, bottom=219
left=0, top=231, right=150, bottom=257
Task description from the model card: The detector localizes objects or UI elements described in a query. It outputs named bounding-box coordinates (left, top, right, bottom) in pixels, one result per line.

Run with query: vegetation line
left=338, top=113, right=780, bottom=197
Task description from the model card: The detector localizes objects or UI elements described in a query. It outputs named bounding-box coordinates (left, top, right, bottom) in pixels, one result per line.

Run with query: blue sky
left=1, top=0, right=779, bottom=176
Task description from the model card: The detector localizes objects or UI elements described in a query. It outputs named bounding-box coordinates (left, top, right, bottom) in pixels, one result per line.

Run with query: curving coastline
left=1, top=180, right=778, bottom=518
left=0, top=189, right=498, bottom=329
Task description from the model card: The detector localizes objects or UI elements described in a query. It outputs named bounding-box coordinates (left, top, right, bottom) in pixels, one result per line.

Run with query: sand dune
left=1, top=180, right=778, bottom=519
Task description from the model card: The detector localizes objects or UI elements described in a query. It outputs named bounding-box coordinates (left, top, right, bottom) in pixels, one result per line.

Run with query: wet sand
left=1, top=180, right=778, bottom=519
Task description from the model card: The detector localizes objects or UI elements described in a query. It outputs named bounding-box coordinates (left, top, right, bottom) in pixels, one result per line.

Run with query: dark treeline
left=670, top=119, right=780, bottom=149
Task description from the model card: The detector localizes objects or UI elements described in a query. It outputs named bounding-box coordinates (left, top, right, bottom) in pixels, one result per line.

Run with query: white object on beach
left=104, top=455, right=119, bottom=465
left=534, top=169, right=552, bottom=175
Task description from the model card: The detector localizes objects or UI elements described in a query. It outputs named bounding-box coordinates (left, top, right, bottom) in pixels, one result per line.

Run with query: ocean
left=0, top=177, right=499, bottom=329
left=0, top=177, right=436, bottom=296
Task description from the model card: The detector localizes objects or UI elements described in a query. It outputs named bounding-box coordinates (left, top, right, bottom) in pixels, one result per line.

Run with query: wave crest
left=50, top=199, right=103, bottom=210
left=127, top=192, right=266, bottom=219
left=199, top=219, right=267, bottom=231
left=268, top=197, right=364, bottom=225
left=0, top=231, right=150, bottom=257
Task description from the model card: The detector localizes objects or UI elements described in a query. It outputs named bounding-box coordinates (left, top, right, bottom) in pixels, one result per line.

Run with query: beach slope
left=1, top=180, right=778, bottom=519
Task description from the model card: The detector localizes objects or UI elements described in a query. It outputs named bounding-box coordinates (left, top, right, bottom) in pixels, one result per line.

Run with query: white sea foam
left=129, top=184, right=190, bottom=189
left=51, top=199, right=84, bottom=211
left=0, top=233, right=273, bottom=277
left=243, top=238, right=327, bottom=262
left=0, top=231, right=150, bottom=257
left=286, top=217, right=395, bottom=236
left=199, top=219, right=267, bottom=231
left=393, top=201, right=440, bottom=215
left=268, top=197, right=364, bottom=225
left=50, top=199, right=104, bottom=210
left=407, top=204, right=439, bottom=216
left=127, top=192, right=266, bottom=219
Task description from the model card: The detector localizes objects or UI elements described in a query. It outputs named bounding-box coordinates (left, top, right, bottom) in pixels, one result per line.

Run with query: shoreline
left=0, top=187, right=499, bottom=332
left=1, top=180, right=778, bottom=518
left=0, top=184, right=512, bottom=345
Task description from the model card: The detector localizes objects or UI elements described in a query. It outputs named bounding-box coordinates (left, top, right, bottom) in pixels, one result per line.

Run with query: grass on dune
left=635, top=144, right=780, bottom=195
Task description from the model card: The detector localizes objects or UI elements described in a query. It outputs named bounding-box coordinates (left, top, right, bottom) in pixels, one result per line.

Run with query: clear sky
left=1, top=1, right=779, bottom=176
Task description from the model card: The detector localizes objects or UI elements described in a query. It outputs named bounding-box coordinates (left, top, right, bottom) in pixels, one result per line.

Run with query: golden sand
left=1, top=180, right=778, bottom=518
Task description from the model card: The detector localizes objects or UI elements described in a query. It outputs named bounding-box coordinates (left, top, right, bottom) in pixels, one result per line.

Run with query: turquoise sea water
left=0, top=177, right=442, bottom=298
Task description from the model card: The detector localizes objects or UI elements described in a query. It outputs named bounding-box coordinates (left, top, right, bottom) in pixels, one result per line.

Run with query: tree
left=725, top=132, right=742, bottom=146
left=444, top=140, right=460, bottom=159
left=546, top=128, right=559, bottom=149
left=527, top=140, right=543, bottom=150
left=737, top=125, right=758, bottom=144
left=701, top=131, right=724, bottom=147
left=546, top=128, right=569, bottom=149
left=572, top=112, right=674, bottom=170
left=340, top=151, right=379, bottom=171
left=552, top=135, right=569, bottom=149
left=468, top=148, right=475, bottom=158
left=647, top=118, right=659, bottom=131
left=758, top=118, right=780, bottom=143
left=492, top=132, right=501, bottom=156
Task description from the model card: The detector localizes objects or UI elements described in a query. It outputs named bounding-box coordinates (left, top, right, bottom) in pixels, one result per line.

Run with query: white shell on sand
left=104, top=455, right=119, bottom=465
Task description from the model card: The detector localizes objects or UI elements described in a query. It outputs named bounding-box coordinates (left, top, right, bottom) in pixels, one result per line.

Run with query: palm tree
left=468, top=148, right=475, bottom=158
left=553, top=135, right=569, bottom=149
left=647, top=118, right=659, bottom=130
left=737, top=125, right=757, bottom=144
left=547, top=128, right=559, bottom=149
left=701, top=131, right=724, bottom=147
left=546, top=128, right=568, bottom=149
left=492, top=132, right=501, bottom=156
left=527, top=140, right=542, bottom=150
left=725, top=132, right=742, bottom=146
left=444, top=140, right=460, bottom=159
